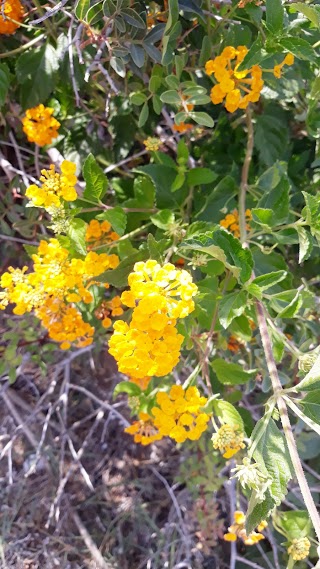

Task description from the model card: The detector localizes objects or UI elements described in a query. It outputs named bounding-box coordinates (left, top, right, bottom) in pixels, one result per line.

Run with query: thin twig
left=239, top=106, right=254, bottom=245
left=70, top=508, right=115, bottom=569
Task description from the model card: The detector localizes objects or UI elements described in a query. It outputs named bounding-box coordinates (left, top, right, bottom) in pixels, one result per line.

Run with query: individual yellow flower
left=151, top=385, right=209, bottom=443
left=143, top=137, right=161, bottom=152
left=288, top=538, right=310, bottom=561
left=205, top=46, right=265, bottom=113
left=220, top=209, right=252, bottom=239
left=224, top=511, right=267, bottom=545
left=211, top=424, right=245, bottom=458
left=26, top=161, right=78, bottom=209
left=22, top=104, right=60, bottom=146
left=0, top=0, right=23, bottom=34
left=273, top=53, right=295, bottom=78
left=125, top=412, right=163, bottom=445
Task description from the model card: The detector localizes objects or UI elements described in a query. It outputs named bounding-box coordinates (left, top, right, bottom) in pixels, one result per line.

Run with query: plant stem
left=256, top=301, right=320, bottom=543
left=239, top=106, right=254, bottom=245
left=0, top=34, right=45, bottom=59
left=239, top=105, right=320, bottom=544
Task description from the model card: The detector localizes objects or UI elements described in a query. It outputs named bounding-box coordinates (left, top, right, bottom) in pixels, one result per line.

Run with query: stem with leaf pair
left=239, top=106, right=320, bottom=544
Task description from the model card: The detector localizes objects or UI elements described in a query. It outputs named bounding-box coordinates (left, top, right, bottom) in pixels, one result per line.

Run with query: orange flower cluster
left=205, top=46, right=264, bottom=113
left=95, top=296, right=124, bottom=329
left=86, top=219, right=120, bottom=249
left=220, top=209, right=252, bottom=238
left=224, top=511, right=267, bottom=545
left=0, top=0, right=23, bottom=35
left=125, top=385, right=209, bottom=445
left=173, top=123, right=193, bottom=133
left=22, top=105, right=60, bottom=147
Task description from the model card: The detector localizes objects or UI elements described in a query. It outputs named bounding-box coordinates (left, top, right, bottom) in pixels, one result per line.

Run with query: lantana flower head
left=26, top=161, right=78, bottom=209
left=151, top=385, right=210, bottom=443
left=273, top=53, right=294, bottom=79
left=86, top=219, right=119, bottom=248
left=125, top=412, right=163, bottom=445
left=287, top=537, right=310, bottom=561
left=205, top=46, right=264, bottom=113
left=224, top=510, right=267, bottom=545
left=22, top=104, right=60, bottom=146
left=212, top=423, right=245, bottom=458
left=220, top=209, right=252, bottom=238
left=0, top=0, right=23, bottom=35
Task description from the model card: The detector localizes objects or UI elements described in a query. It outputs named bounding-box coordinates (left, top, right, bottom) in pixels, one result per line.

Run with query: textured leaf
left=278, top=37, right=317, bottom=62
left=265, top=0, right=284, bottom=34
left=290, top=3, right=320, bottom=27
left=83, top=154, right=107, bottom=202
left=150, top=209, right=175, bottom=230
left=100, top=251, right=146, bottom=286
left=300, top=391, right=320, bottom=425
left=211, top=359, right=257, bottom=385
left=297, top=226, right=313, bottom=263
left=16, top=44, right=59, bottom=109
left=182, top=229, right=254, bottom=283
left=97, top=207, right=127, bottom=236
left=246, top=419, right=293, bottom=533
left=212, top=400, right=245, bottom=431
left=218, top=290, right=248, bottom=328
left=273, top=510, right=312, bottom=541
left=75, top=0, right=90, bottom=19
left=67, top=218, right=87, bottom=255
left=251, top=271, right=287, bottom=291
left=0, top=64, right=10, bottom=107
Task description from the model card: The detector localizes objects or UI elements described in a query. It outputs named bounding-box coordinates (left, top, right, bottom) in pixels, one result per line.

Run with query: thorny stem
left=238, top=106, right=320, bottom=545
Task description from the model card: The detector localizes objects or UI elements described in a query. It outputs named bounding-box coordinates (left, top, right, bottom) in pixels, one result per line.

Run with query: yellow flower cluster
left=212, top=424, right=245, bottom=458
left=22, top=105, right=60, bottom=147
left=86, top=219, right=119, bottom=249
left=109, top=260, right=198, bottom=379
left=0, top=0, right=23, bottom=35
left=143, top=137, right=161, bottom=152
left=26, top=161, right=77, bottom=209
left=125, top=412, right=163, bottom=445
left=0, top=239, right=119, bottom=348
left=220, top=209, right=252, bottom=238
left=152, top=385, right=210, bottom=443
left=205, top=46, right=264, bottom=113
left=224, top=511, right=267, bottom=545
left=273, top=53, right=294, bottom=78
left=287, top=537, right=311, bottom=561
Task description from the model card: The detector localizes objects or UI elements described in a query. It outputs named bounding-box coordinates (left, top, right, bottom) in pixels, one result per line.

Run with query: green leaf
left=122, top=8, right=146, bottom=28
left=199, top=35, right=212, bottom=67
left=0, top=64, right=10, bottom=107
left=297, top=226, right=313, bottom=263
left=251, top=208, right=274, bottom=227
left=290, top=3, right=320, bottom=27
left=182, top=229, right=254, bottom=284
left=212, top=399, right=245, bottom=431
left=237, top=36, right=266, bottom=72
left=256, top=171, right=290, bottom=225
left=265, top=0, right=284, bottom=34
left=189, top=111, right=214, bottom=128
left=177, top=139, right=189, bottom=162
left=165, top=74, right=180, bottom=89
left=100, top=251, right=146, bottom=287
left=246, top=419, right=293, bottom=533
left=16, top=44, right=59, bottom=109
left=131, top=44, right=145, bottom=67
left=302, top=191, right=320, bottom=242
left=273, top=510, right=312, bottom=541
left=114, top=381, right=141, bottom=397
left=97, top=207, right=127, bottom=236
left=160, top=89, right=181, bottom=105
left=187, top=168, right=216, bottom=186
left=147, top=233, right=163, bottom=262
left=295, top=353, right=320, bottom=392
left=151, top=209, right=175, bottom=230
left=162, top=21, right=181, bottom=65
left=277, top=37, right=317, bottom=62
left=75, top=0, right=90, bottom=19
left=218, top=290, right=248, bottom=329
left=134, top=165, right=186, bottom=209
left=251, top=271, right=287, bottom=291
left=254, top=110, right=289, bottom=166
left=211, top=359, right=257, bottom=385
left=130, top=91, right=147, bottom=105
left=300, top=391, right=320, bottom=425
left=138, top=101, right=149, bottom=127
left=165, top=0, right=179, bottom=33
left=171, top=172, right=185, bottom=192
left=67, top=218, right=87, bottom=255
left=270, top=290, right=302, bottom=318
left=83, top=154, right=108, bottom=202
